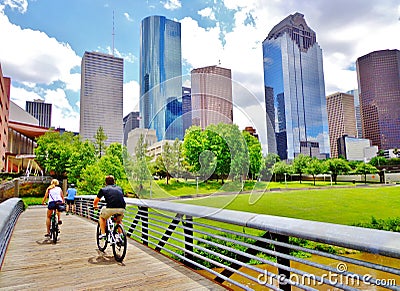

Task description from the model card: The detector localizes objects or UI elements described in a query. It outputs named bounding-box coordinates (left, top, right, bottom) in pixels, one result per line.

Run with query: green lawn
left=178, top=185, right=400, bottom=226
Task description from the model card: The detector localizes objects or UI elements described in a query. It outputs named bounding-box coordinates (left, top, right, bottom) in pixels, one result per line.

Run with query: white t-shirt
left=48, top=186, right=63, bottom=202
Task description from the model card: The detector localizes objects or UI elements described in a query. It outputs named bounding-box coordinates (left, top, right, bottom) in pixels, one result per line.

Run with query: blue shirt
left=67, top=188, right=77, bottom=200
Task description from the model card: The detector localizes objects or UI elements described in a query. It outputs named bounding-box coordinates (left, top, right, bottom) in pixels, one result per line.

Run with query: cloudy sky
left=0, top=0, right=399, bottom=137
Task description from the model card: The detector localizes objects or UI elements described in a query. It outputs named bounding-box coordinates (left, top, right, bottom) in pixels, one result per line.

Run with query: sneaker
left=58, top=220, right=62, bottom=225
left=66, top=213, right=69, bottom=216
left=99, top=234, right=106, bottom=240
left=44, top=233, right=50, bottom=238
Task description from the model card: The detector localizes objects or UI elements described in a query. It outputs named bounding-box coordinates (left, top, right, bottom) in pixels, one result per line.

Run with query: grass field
left=177, top=185, right=400, bottom=226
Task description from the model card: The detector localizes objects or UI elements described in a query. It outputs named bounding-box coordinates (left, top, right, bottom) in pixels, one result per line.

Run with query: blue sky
left=0, top=0, right=399, bottom=141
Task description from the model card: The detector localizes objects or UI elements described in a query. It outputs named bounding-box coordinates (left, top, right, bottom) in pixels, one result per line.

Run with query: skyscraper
left=80, top=51, right=123, bottom=145
left=356, top=49, right=400, bottom=150
left=326, top=92, right=357, bottom=158
left=123, top=111, right=140, bottom=146
left=262, top=12, right=330, bottom=160
left=182, top=87, right=192, bottom=136
left=347, top=89, right=362, bottom=138
left=191, top=65, right=233, bottom=129
left=26, top=99, right=52, bottom=128
left=140, top=15, right=182, bottom=141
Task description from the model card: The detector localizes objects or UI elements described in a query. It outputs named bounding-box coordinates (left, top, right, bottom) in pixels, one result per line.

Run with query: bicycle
left=95, top=210, right=127, bottom=262
left=49, top=209, right=59, bottom=244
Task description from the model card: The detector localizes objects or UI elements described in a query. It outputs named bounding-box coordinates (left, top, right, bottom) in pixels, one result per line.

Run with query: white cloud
left=124, top=12, right=133, bottom=22
left=180, top=17, right=223, bottom=69
left=198, top=7, right=216, bottom=21
left=44, top=88, right=79, bottom=132
left=162, top=0, right=181, bottom=10
left=1, top=0, right=28, bottom=13
left=123, top=80, right=140, bottom=116
left=0, top=11, right=81, bottom=91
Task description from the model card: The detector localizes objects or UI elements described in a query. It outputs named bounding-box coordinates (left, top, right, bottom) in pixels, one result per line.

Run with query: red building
left=0, top=64, right=10, bottom=171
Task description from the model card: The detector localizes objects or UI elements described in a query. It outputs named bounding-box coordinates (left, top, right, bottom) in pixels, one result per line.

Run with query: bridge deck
left=0, top=207, right=225, bottom=290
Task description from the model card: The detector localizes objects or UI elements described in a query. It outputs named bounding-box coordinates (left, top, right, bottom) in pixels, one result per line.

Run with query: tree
left=272, top=161, right=291, bottom=182
left=242, top=131, right=262, bottom=180
left=94, top=126, right=108, bottom=158
left=369, top=156, right=387, bottom=167
left=34, top=131, right=75, bottom=179
left=182, top=126, right=204, bottom=174
left=292, top=154, right=311, bottom=184
left=324, top=158, right=351, bottom=184
left=305, top=158, right=326, bottom=186
left=78, top=163, right=104, bottom=195
left=260, top=153, right=280, bottom=181
left=354, top=162, right=378, bottom=184
left=67, top=139, right=97, bottom=184
left=106, top=142, right=124, bottom=165
left=131, top=134, right=152, bottom=194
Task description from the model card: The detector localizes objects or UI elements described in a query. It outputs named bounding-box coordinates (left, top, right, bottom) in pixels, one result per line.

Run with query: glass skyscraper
left=262, top=12, right=330, bottom=160
left=140, top=15, right=183, bottom=141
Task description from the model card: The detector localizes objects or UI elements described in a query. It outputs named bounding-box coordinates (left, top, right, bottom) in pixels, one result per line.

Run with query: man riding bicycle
left=93, top=175, right=126, bottom=240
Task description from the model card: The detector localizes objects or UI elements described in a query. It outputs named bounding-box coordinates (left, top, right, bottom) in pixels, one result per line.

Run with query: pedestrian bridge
left=1, top=197, right=400, bottom=290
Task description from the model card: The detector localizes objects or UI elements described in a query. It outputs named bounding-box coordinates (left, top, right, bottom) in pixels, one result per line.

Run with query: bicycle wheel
left=112, top=224, right=127, bottom=262
left=51, top=214, right=58, bottom=244
left=96, top=223, right=108, bottom=251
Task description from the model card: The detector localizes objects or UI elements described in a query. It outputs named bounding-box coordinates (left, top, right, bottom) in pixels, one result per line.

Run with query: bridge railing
left=0, top=198, right=24, bottom=270
left=75, top=196, right=400, bottom=291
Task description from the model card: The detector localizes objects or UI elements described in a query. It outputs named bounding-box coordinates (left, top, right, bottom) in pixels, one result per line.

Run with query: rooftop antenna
left=112, top=10, right=115, bottom=56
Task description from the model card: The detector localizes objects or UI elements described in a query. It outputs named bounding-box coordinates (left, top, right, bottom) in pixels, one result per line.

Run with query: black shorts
left=48, top=201, right=61, bottom=210
left=66, top=199, right=75, bottom=205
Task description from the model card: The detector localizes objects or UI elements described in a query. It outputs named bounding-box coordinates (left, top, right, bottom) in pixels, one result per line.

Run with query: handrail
left=75, top=196, right=400, bottom=290
left=0, top=198, right=24, bottom=270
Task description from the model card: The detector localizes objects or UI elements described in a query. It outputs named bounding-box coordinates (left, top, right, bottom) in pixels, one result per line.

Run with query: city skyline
left=0, top=0, right=399, bottom=139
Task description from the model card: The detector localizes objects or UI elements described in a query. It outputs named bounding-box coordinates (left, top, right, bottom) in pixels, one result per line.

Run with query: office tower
left=356, top=49, right=400, bottom=150
left=262, top=12, right=330, bottom=160
left=140, top=15, right=182, bottom=141
left=123, top=112, right=140, bottom=146
left=326, top=92, right=357, bottom=158
left=347, top=89, right=362, bottom=138
left=0, top=64, right=10, bottom=171
left=80, top=51, right=124, bottom=145
left=26, top=99, right=52, bottom=128
left=165, top=97, right=183, bottom=140
left=182, top=87, right=192, bottom=136
left=191, top=65, right=233, bottom=129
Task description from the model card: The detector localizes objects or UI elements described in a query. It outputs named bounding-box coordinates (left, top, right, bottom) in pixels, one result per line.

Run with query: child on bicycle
left=42, top=179, right=65, bottom=237
left=93, top=175, right=126, bottom=240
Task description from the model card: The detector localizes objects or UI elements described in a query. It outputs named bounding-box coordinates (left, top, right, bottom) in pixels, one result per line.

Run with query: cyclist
left=93, top=175, right=126, bottom=240
left=42, top=179, right=65, bottom=237
left=65, top=183, right=77, bottom=215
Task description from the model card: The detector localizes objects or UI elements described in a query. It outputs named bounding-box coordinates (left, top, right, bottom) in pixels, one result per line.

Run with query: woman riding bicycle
left=93, top=175, right=126, bottom=240
left=42, top=179, right=65, bottom=237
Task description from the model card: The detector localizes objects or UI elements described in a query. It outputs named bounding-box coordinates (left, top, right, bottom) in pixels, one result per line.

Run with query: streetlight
left=383, top=168, right=386, bottom=184
left=329, top=171, right=333, bottom=187
left=284, top=173, right=287, bottom=188
left=196, top=176, right=199, bottom=194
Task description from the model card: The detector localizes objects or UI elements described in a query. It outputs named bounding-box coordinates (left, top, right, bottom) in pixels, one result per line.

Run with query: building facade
left=80, top=51, right=124, bottom=145
left=347, top=89, right=362, bottom=138
left=0, top=64, right=10, bottom=171
left=191, top=65, right=233, bottom=130
left=123, top=111, right=140, bottom=146
left=182, top=87, right=192, bottom=136
left=326, top=92, right=357, bottom=158
left=337, top=135, right=375, bottom=161
left=26, top=99, right=52, bottom=128
left=356, top=49, right=400, bottom=150
left=262, top=12, right=330, bottom=160
left=140, top=15, right=183, bottom=141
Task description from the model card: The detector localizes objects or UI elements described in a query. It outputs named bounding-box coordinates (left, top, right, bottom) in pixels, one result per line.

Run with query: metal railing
left=75, top=196, right=400, bottom=290
left=0, top=198, right=24, bottom=270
